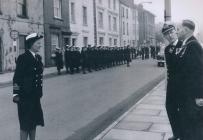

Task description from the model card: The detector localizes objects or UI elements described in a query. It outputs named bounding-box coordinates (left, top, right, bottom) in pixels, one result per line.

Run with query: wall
left=69, top=0, right=94, bottom=48
left=96, top=0, right=120, bottom=47
left=0, top=0, right=44, bottom=72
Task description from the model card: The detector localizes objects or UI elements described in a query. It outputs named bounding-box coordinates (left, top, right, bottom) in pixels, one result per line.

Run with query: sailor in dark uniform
left=51, top=47, right=64, bottom=75
left=177, top=20, right=203, bottom=140
left=13, top=33, right=44, bottom=140
left=162, top=23, right=183, bottom=140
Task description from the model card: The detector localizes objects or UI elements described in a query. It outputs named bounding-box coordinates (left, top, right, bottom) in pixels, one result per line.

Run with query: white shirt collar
left=29, top=50, right=36, bottom=58
left=172, top=39, right=178, bottom=46
left=182, top=35, right=192, bottom=46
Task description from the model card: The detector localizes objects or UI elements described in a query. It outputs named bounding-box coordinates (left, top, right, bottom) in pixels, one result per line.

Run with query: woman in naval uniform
left=13, top=33, right=44, bottom=140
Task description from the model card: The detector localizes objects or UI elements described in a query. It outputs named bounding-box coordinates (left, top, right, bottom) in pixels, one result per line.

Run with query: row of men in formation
left=141, top=46, right=161, bottom=60
left=51, top=45, right=139, bottom=75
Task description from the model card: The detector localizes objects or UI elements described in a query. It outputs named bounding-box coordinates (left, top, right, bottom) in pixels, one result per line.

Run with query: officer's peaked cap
left=162, top=23, right=175, bottom=34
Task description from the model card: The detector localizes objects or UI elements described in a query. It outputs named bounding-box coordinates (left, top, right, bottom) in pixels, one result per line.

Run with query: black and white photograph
left=0, top=0, right=203, bottom=140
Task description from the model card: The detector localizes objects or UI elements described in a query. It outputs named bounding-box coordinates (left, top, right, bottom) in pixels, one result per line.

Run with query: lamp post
left=164, top=0, right=171, bottom=21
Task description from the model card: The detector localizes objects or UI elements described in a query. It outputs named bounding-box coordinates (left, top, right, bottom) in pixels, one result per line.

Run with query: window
left=133, top=10, right=137, bottom=20
left=71, top=2, right=75, bottom=23
left=53, top=0, right=62, bottom=19
left=99, top=37, right=104, bottom=45
left=126, top=9, right=128, bottom=19
left=0, top=0, right=2, bottom=14
left=108, top=0, right=111, bottom=9
left=83, top=6, right=87, bottom=26
left=113, top=0, right=116, bottom=10
left=51, top=34, right=59, bottom=52
left=72, top=38, right=76, bottom=46
left=127, top=23, right=129, bottom=35
left=113, top=17, right=117, bottom=31
left=133, top=24, right=136, bottom=35
left=108, top=15, right=111, bottom=31
left=114, top=39, right=117, bottom=46
left=19, top=35, right=26, bottom=55
left=83, top=37, right=88, bottom=47
left=132, top=40, right=135, bottom=47
left=109, top=38, right=112, bottom=46
left=98, top=0, right=102, bottom=4
left=123, top=22, right=125, bottom=35
left=17, top=0, right=27, bottom=17
left=122, top=7, right=124, bottom=17
left=64, top=38, right=70, bottom=46
left=98, top=12, right=103, bottom=29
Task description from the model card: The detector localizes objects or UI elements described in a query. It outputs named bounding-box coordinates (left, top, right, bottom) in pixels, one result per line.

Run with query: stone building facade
left=0, top=0, right=44, bottom=73
left=43, top=0, right=71, bottom=66
left=138, top=4, right=155, bottom=46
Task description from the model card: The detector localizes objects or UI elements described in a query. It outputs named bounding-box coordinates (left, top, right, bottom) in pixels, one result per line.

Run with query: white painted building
left=132, top=5, right=139, bottom=47
left=119, top=0, right=137, bottom=47
left=96, top=0, right=120, bottom=47
left=69, top=0, right=95, bottom=48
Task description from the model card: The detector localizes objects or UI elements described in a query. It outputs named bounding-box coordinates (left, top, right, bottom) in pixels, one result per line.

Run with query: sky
left=134, top=0, right=203, bottom=36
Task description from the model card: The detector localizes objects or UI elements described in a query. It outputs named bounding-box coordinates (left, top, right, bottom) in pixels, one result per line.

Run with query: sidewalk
left=94, top=80, right=172, bottom=140
left=0, top=67, right=65, bottom=86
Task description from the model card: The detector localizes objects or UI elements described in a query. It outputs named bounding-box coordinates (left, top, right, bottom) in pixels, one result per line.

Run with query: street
left=0, top=59, right=164, bottom=140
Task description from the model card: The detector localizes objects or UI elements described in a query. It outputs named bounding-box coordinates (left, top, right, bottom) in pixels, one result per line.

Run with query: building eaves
left=120, top=0, right=134, bottom=8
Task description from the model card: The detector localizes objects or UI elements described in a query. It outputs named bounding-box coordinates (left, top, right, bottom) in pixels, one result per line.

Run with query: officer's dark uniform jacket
left=13, top=50, right=44, bottom=130
left=164, top=40, right=183, bottom=138
left=165, top=40, right=183, bottom=96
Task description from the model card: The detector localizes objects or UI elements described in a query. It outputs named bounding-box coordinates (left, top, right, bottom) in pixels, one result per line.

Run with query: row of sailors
left=51, top=46, right=138, bottom=74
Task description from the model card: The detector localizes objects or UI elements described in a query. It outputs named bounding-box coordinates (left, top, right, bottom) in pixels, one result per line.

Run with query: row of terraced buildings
left=0, top=0, right=155, bottom=73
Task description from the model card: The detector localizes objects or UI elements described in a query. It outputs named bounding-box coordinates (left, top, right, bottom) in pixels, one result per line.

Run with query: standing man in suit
left=13, top=33, right=44, bottom=140
left=162, top=23, right=183, bottom=140
left=177, top=20, right=203, bottom=140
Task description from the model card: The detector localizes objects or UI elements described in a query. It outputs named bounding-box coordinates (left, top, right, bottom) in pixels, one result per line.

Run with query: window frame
left=70, top=2, right=76, bottom=23
left=17, top=0, right=28, bottom=18
left=113, top=17, right=117, bottom=32
left=98, top=11, right=104, bottom=29
left=108, top=15, right=111, bottom=31
left=0, top=0, right=2, bottom=14
left=53, top=0, right=62, bottom=19
left=82, top=6, right=88, bottom=26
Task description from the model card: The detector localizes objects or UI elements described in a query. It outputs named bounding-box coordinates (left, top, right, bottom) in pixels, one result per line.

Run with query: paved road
left=0, top=59, right=164, bottom=140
